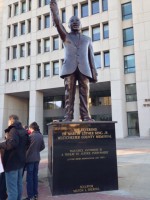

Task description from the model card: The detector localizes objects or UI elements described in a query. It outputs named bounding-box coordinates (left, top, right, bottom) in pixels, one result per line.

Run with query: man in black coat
left=0, top=115, right=29, bottom=200
left=50, top=0, right=98, bottom=121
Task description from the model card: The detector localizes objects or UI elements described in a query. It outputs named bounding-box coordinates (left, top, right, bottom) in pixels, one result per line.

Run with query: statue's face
left=69, top=16, right=81, bottom=31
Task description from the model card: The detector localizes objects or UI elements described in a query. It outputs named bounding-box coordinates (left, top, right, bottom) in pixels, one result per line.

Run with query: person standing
left=0, top=115, right=29, bottom=200
left=50, top=0, right=98, bottom=121
left=23, top=122, right=45, bottom=200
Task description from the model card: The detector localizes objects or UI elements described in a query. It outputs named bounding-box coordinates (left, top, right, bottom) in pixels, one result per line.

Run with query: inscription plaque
left=48, top=121, right=118, bottom=195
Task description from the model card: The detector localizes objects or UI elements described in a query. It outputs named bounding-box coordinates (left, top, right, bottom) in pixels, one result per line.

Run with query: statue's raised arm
left=50, top=0, right=67, bottom=41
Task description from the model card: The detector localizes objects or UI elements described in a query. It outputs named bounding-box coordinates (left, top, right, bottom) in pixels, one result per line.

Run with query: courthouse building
left=0, top=0, right=150, bottom=138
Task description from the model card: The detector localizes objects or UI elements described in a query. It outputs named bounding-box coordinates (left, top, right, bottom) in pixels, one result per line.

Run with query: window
left=8, top=5, right=12, bottom=18
left=27, top=65, right=30, bottom=79
left=8, top=26, right=11, bottom=38
left=124, top=54, right=135, bottom=73
left=37, top=64, right=41, bottom=78
left=122, top=2, right=132, bottom=20
left=38, top=16, right=42, bottom=30
left=44, top=38, right=50, bottom=52
left=82, top=28, right=89, bottom=36
left=53, top=36, right=59, bottom=50
left=45, top=15, right=50, bottom=28
left=21, top=1, right=26, bottom=13
left=20, top=67, right=25, bottom=80
left=6, top=70, right=9, bottom=83
left=89, top=96, right=111, bottom=107
left=81, top=3, right=88, bottom=18
left=27, top=19, right=31, bottom=33
left=44, top=96, right=65, bottom=110
left=125, top=84, right=137, bottom=102
left=127, top=112, right=139, bottom=136
left=45, top=0, right=50, bottom=5
left=92, top=26, right=100, bottom=41
left=27, top=42, right=31, bottom=56
left=29, top=0, right=32, bottom=11
left=92, top=0, right=99, bottom=15
left=94, top=53, right=101, bottom=68
left=53, top=61, right=59, bottom=75
left=14, top=3, right=19, bottom=16
left=14, top=24, right=18, bottom=37
left=21, top=21, right=25, bottom=35
left=102, top=0, right=108, bottom=11
left=74, top=5, right=78, bottom=17
left=12, top=68, right=17, bottom=81
left=7, top=47, right=10, bottom=60
left=38, top=0, right=42, bottom=7
left=44, top=63, right=50, bottom=77
left=13, top=46, right=17, bottom=59
left=20, top=44, right=25, bottom=57
left=103, top=23, right=109, bottom=39
left=123, top=27, right=134, bottom=46
left=37, top=40, right=41, bottom=54
left=62, top=9, right=66, bottom=23
left=104, top=51, right=110, bottom=67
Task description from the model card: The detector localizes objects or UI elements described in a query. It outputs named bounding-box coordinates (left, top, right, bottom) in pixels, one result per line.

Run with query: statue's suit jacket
left=50, top=3, right=97, bottom=82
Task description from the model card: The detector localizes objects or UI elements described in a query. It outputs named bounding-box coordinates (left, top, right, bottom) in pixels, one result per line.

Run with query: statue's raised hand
left=50, top=0, right=57, bottom=9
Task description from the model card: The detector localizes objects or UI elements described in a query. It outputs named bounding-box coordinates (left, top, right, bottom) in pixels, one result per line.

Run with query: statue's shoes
left=82, top=117, right=95, bottom=122
left=62, top=118, right=72, bottom=122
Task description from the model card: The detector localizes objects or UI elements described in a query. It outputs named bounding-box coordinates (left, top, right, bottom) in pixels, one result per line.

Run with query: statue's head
left=68, top=16, right=81, bottom=31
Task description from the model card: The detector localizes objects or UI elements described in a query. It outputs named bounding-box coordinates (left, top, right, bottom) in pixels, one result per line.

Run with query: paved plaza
left=22, top=137, right=150, bottom=200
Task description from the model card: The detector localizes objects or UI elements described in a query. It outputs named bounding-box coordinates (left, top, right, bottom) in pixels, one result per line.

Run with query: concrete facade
left=0, top=0, right=150, bottom=138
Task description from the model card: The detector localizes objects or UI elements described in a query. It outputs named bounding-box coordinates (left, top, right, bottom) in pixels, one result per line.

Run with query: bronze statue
left=50, top=0, right=97, bottom=121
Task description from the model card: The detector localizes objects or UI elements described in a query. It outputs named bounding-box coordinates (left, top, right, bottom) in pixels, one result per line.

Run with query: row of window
left=43, top=82, right=137, bottom=112
left=8, top=0, right=132, bottom=22
left=8, top=0, right=32, bottom=18
left=8, top=0, right=108, bottom=21
left=43, top=95, right=111, bottom=110
left=5, top=50, right=108, bottom=82
left=7, top=15, right=109, bottom=41
left=7, top=43, right=31, bottom=60
left=7, top=26, right=134, bottom=61
left=6, top=51, right=136, bottom=83
left=72, top=0, right=108, bottom=18
left=6, top=66, right=30, bottom=82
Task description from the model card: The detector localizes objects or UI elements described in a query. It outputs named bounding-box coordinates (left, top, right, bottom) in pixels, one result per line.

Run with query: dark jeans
left=26, top=162, right=39, bottom=198
left=5, top=168, right=23, bottom=200
left=0, top=172, right=7, bottom=200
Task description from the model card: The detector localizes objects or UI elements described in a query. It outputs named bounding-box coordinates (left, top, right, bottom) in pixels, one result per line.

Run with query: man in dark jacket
left=0, top=115, right=29, bottom=200
left=23, top=122, right=45, bottom=200
left=50, top=0, right=98, bottom=121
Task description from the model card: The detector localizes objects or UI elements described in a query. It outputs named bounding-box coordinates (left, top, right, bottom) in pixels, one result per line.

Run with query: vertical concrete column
left=73, top=85, right=80, bottom=121
left=88, top=0, right=92, bottom=16
left=111, top=81, right=128, bottom=138
left=29, top=90, right=44, bottom=133
left=78, top=2, right=81, bottom=19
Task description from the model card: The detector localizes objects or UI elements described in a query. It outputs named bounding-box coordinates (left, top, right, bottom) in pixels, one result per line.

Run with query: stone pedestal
left=48, top=121, right=118, bottom=195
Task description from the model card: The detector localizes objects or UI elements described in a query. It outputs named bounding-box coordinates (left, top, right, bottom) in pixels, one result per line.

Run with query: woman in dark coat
left=23, top=122, right=45, bottom=200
